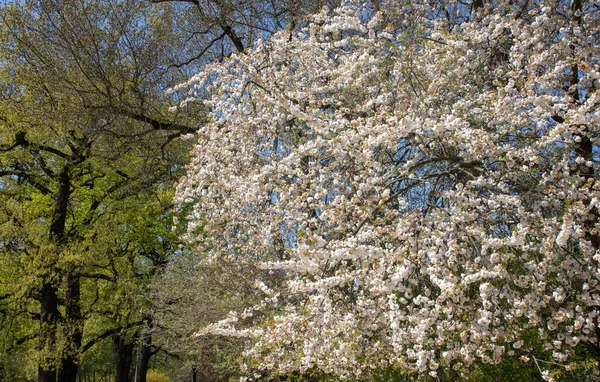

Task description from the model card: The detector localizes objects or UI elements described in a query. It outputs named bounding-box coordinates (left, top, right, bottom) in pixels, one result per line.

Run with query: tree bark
left=134, top=316, right=153, bottom=382
left=58, top=274, right=83, bottom=382
left=220, top=23, right=245, bottom=52
left=39, top=166, right=71, bottom=382
left=38, top=282, right=59, bottom=382
left=113, top=334, right=135, bottom=382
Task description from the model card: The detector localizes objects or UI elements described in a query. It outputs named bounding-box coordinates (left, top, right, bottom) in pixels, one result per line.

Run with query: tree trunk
left=38, top=282, right=59, bottom=382
left=59, top=274, right=83, bottom=382
left=134, top=316, right=153, bottom=382
left=40, top=166, right=71, bottom=382
left=113, top=334, right=135, bottom=382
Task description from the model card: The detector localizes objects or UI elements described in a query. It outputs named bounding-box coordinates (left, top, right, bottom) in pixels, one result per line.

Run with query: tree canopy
left=0, top=0, right=195, bottom=380
left=173, top=0, right=600, bottom=380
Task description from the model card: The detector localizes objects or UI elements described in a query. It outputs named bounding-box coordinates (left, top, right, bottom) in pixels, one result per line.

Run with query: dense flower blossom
left=174, top=1, right=600, bottom=379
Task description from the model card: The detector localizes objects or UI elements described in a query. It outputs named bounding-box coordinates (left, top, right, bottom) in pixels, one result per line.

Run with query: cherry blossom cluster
left=174, top=1, right=600, bottom=380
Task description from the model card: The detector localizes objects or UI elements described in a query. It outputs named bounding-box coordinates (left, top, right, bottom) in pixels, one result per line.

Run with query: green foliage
left=0, top=0, right=196, bottom=378
left=77, top=338, right=114, bottom=381
left=0, top=349, right=36, bottom=382
left=467, top=360, right=544, bottom=382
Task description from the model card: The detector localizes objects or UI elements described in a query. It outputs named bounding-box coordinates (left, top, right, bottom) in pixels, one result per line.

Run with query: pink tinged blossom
left=173, top=0, right=600, bottom=378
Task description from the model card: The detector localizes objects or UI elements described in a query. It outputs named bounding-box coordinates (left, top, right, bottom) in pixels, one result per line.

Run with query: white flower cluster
left=175, top=0, right=600, bottom=379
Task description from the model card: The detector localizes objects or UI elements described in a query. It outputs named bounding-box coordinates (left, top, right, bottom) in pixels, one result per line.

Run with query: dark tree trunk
left=113, top=334, right=135, bottom=382
left=39, top=166, right=71, bottom=382
left=38, top=282, right=59, bottom=382
left=58, top=274, right=83, bottom=382
left=134, top=316, right=153, bottom=382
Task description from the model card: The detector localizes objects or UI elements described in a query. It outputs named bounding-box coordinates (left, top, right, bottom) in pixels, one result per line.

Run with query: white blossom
left=174, top=0, right=600, bottom=378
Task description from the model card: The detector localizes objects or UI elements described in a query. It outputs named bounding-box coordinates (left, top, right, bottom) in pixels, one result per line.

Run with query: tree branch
left=0, top=170, right=53, bottom=195
left=112, top=108, right=196, bottom=134
left=150, top=0, right=199, bottom=4
left=220, top=23, right=245, bottom=53
left=77, top=273, right=115, bottom=282
left=170, top=32, right=227, bottom=69
left=1, top=131, right=69, bottom=159
left=3, top=332, right=38, bottom=353
left=81, top=320, right=145, bottom=353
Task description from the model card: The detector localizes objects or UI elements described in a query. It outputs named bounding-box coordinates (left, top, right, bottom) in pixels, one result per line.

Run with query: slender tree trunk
left=134, top=316, right=153, bottom=382
left=113, top=334, right=135, bottom=382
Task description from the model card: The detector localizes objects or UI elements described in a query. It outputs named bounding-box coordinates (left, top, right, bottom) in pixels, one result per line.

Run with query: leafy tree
left=174, top=1, right=600, bottom=380
left=0, top=0, right=196, bottom=380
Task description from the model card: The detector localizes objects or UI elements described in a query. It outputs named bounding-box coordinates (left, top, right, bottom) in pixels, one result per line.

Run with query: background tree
left=151, top=246, right=270, bottom=381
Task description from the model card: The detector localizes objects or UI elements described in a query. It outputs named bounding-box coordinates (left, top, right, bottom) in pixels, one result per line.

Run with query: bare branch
left=170, top=32, right=227, bottom=69
left=149, top=0, right=200, bottom=5
left=112, top=108, right=196, bottom=134
left=220, top=23, right=245, bottom=53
